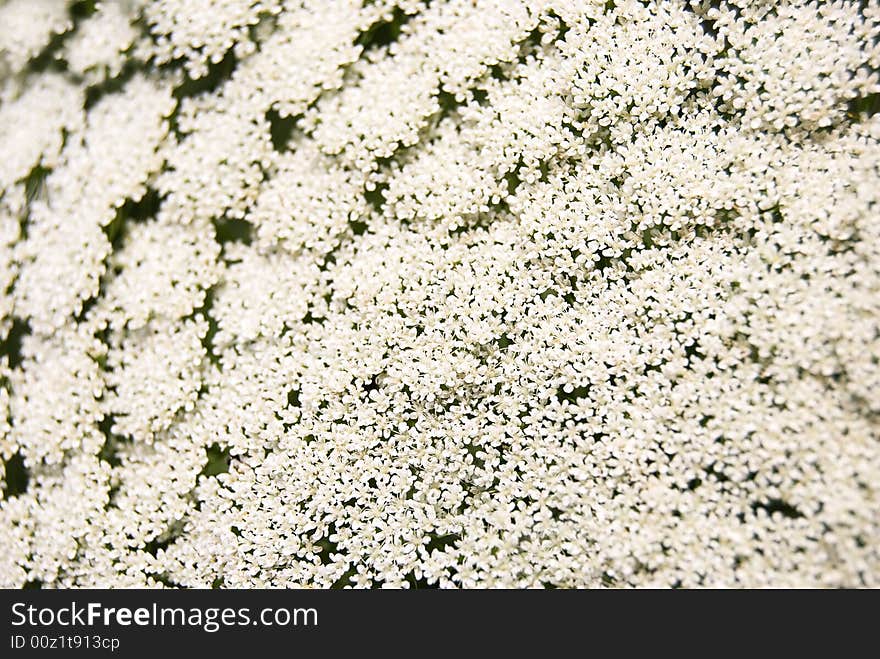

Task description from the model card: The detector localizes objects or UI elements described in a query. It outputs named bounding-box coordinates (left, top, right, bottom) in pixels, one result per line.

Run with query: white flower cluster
left=1, top=0, right=879, bottom=588
left=64, top=2, right=139, bottom=84
left=142, top=0, right=279, bottom=79
left=0, top=0, right=71, bottom=76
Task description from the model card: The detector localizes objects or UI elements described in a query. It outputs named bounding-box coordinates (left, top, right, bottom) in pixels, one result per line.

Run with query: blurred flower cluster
left=0, top=0, right=878, bottom=588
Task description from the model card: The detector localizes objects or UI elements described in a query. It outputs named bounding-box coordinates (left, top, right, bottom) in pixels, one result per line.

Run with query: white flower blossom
left=0, top=0, right=878, bottom=589
left=0, top=0, right=72, bottom=76
left=63, top=2, right=139, bottom=84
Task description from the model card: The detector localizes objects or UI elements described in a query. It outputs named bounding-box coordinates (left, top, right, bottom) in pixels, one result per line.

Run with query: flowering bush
left=0, top=0, right=878, bottom=588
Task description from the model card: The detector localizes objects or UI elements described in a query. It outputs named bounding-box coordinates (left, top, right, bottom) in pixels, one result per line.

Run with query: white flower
left=1, top=0, right=878, bottom=589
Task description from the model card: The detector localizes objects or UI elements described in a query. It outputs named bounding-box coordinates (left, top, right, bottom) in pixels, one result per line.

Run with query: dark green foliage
left=267, top=108, right=300, bottom=151
left=2, top=451, right=29, bottom=499
left=0, top=318, right=29, bottom=369
left=213, top=217, right=253, bottom=245
left=201, top=443, right=231, bottom=478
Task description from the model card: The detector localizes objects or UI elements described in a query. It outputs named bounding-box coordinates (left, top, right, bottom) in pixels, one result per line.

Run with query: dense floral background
left=0, top=0, right=878, bottom=588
